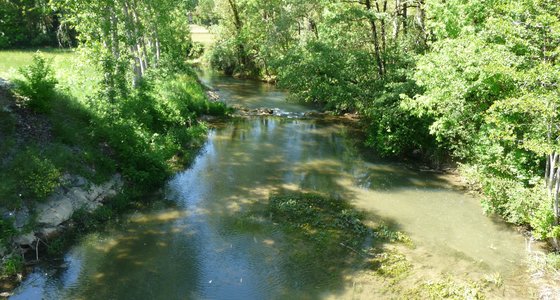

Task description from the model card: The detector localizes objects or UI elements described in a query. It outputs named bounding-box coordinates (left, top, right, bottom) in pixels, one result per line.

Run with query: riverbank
left=0, top=49, right=230, bottom=296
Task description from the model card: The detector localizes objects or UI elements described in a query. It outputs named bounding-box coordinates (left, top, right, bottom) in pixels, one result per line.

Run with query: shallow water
left=11, top=72, right=536, bottom=299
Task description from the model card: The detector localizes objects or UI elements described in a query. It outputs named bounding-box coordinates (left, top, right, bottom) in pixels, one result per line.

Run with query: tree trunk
left=402, top=2, right=408, bottom=35
left=227, top=0, right=251, bottom=71
left=554, top=165, right=560, bottom=226
left=123, top=1, right=142, bottom=85
left=393, top=0, right=401, bottom=40
left=110, top=7, right=120, bottom=60
left=365, top=0, right=385, bottom=77
left=545, top=151, right=560, bottom=250
left=416, top=0, right=427, bottom=46
left=130, top=0, right=148, bottom=74
left=375, top=0, right=387, bottom=52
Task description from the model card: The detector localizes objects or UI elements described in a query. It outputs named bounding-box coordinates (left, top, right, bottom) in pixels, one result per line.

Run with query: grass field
left=0, top=48, right=74, bottom=79
left=0, top=48, right=99, bottom=100
left=190, top=25, right=215, bottom=45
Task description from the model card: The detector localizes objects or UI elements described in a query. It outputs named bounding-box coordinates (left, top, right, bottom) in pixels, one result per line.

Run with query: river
left=11, top=71, right=538, bottom=299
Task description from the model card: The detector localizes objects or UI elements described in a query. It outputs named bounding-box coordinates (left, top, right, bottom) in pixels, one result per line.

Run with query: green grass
left=189, top=25, right=215, bottom=45
left=0, top=48, right=99, bottom=101
left=0, top=48, right=74, bottom=79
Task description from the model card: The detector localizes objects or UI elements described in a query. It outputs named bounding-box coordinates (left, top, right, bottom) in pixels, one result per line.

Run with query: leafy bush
left=84, top=71, right=223, bottom=192
left=207, top=39, right=238, bottom=76
left=13, top=150, right=61, bottom=200
left=461, top=164, right=558, bottom=241
left=16, top=53, right=58, bottom=113
left=0, top=219, right=16, bottom=248
left=2, top=254, right=23, bottom=276
left=189, top=42, right=205, bottom=58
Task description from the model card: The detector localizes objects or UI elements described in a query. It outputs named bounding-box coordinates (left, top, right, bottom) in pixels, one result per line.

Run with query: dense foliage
left=0, top=0, right=73, bottom=48
left=200, top=0, right=560, bottom=248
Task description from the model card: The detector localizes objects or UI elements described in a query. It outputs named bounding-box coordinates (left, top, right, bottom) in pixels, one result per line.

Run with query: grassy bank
left=0, top=49, right=227, bottom=279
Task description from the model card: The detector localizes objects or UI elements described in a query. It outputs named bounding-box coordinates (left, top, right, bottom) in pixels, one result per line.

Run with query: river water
left=11, top=72, right=538, bottom=299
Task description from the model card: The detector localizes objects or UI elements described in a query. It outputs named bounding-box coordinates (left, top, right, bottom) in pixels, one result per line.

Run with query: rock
left=68, top=188, right=89, bottom=208
left=0, top=78, right=12, bottom=89
left=14, top=232, right=36, bottom=247
left=88, top=185, right=104, bottom=201
left=0, top=208, right=11, bottom=219
left=13, top=207, right=30, bottom=230
left=37, top=227, right=58, bottom=239
left=9, top=174, right=123, bottom=249
left=74, top=176, right=88, bottom=187
left=61, top=174, right=89, bottom=188
left=199, top=115, right=220, bottom=122
left=36, top=197, right=74, bottom=227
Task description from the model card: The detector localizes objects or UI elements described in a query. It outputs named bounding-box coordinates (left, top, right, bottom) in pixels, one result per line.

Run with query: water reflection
left=11, top=77, right=535, bottom=299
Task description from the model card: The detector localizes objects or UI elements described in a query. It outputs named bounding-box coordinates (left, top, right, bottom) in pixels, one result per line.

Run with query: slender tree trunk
left=365, top=0, right=385, bottom=77
left=375, top=0, right=387, bottom=52
left=309, top=19, right=319, bottom=39
left=123, top=0, right=142, bottom=85
left=545, top=150, right=560, bottom=251
left=393, top=0, right=401, bottom=40
left=110, top=7, right=120, bottom=60
left=227, top=0, right=251, bottom=72
left=548, top=152, right=558, bottom=192
left=402, top=2, right=408, bottom=35
left=416, top=0, right=427, bottom=46
left=154, top=31, right=161, bottom=65
left=553, top=168, right=560, bottom=226
left=130, top=0, right=147, bottom=75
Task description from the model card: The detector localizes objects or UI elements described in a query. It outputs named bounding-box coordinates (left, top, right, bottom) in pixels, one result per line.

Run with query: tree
left=56, top=0, right=194, bottom=100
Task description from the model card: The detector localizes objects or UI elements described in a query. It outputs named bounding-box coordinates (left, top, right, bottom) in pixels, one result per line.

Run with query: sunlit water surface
left=11, top=72, right=537, bottom=299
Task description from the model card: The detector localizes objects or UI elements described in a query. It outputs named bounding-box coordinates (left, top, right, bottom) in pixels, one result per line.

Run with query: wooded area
left=195, top=0, right=560, bottom=248
left=1, top=0, right=560, bottom=296
left=0, top=0, right=559, bottom=265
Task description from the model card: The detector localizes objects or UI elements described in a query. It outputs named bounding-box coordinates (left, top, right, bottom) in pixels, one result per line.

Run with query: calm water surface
left=11, top=72, right=536, bottom=299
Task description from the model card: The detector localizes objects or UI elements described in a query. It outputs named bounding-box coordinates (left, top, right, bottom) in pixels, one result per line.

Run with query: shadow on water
left=163, top=117, right=413, bottom=299
left=10, top=104, right=533, bottom=299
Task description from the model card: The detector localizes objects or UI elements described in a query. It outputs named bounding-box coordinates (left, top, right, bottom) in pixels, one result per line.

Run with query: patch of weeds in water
left=405, top=276, right=488, bottom=300
left=543, top=252, right=560, bottom=271
left=45, top=235, right=71, bottom=256
left=482, top=272, right=503, bottom=288
left=374, top=223, right=414, bottom=247
left=264, top=192, right=374, bottom=290
left=268, top=192, right=369, bottom=248
left=370, top=249, right=412, bottom=281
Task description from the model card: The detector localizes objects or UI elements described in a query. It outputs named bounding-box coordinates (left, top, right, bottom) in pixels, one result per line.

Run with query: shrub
left=189, top=42, right=205, bottom=58
left=461, top=164, right=558, bottom=241
left=2, top=254, right=23, bottom=276
left=207, top=39, right=238, bottom=76
left=0, top=219, right=16, bottom=248
left=16, top=53, right=58, bottom=113
left=14, top=150, right=61, bottom=200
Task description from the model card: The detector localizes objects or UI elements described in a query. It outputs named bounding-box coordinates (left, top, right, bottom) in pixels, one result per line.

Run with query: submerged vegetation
left=265, top=192, right=503, bottom=298
left=268, top=193, right=368, bottom=244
